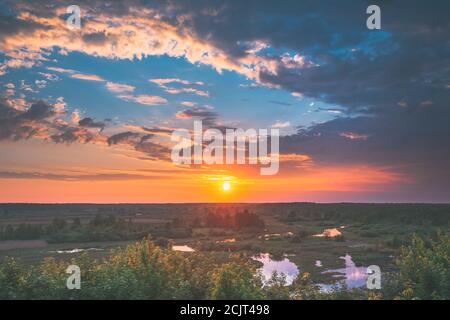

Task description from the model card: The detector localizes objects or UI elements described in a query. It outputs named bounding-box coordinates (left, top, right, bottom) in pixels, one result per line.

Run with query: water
left=216, top=238, right=236, bottom=243
left=313, top=226, right=346, bottom=238
left=252, top=252, right=370, bottom=290
left=52, top=248, right=103, bottom=254
left=172, top=245, right=195, bottom=252
left=320, top=254, right=369, bottom=290
left=252, top=253, right=300, bottom=285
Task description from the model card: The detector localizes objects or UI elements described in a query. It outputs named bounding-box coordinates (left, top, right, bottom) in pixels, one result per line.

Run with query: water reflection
left=252, top=253, right=299, bottom=285
left=216, top=238, right=236, bottom=244
left=320, top=254, right=369, bottom=290
left=172, top=245, right=195, bottom=252
left=313, top=226, right=346, bottom=238
left=52, top=248, right=103, bottom=254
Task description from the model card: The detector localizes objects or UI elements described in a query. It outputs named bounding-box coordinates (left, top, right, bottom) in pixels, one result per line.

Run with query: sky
left=0, top=0, right=449, bottom=203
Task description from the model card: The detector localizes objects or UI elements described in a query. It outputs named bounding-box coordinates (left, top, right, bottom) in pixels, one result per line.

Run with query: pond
left=250, top=252, right=372, bottom=290
left=216, top=238, right=236, bottom=243
left=52, top=248, right=104, bottom=254
left=172, top=245, right=195, bottom=252
left=252, top=253, right=300, bottom=285
left=313, top=226, right=346, bottom=238
left=319, top=254, right=369, bottom=290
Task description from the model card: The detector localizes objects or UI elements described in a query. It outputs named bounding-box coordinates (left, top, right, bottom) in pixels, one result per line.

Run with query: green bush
left=383, top=232, right=450, bottom=300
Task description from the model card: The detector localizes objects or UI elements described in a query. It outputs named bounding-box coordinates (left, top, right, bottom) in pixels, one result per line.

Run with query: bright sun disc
left=222, top=181, right=231, bottom=191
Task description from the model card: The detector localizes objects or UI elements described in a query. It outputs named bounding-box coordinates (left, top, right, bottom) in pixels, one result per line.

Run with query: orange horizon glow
left=0, top=139, right=413, bottom=203
left=0, top=161, right=409, bottom=203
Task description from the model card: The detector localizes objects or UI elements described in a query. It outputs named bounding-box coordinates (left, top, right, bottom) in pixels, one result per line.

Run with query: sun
left=222, top=181, right=231, bottom=191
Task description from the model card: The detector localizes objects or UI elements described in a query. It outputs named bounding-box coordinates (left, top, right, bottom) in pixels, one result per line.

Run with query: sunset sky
left=0, top=0, right=449, bottom=203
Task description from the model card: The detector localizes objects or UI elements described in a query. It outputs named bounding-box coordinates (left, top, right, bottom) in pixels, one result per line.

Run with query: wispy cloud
left=339, top=132, right=370, bottom=141
left=150, top=78, right=204, bottom=86
left=71, top=73, right=105, bottom=82
left=118, top=94, right=167, bottom=106
left=150, top=78, right=209, bottom=97
left=105, top=82, right=136, bottom=93
left=181, top=101, right=196, bottom=107
left=272, top=121, right=291, bottom=129
left=46, top=67, right=76, bottom=74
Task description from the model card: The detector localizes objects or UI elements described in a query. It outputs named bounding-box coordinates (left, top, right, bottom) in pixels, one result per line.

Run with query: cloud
left=135, top=140, right=172, bottom=161
left=272, top=121, right=290, bottom=129
left=125, top=125, right=174, bottom=137
left=45, top=67, right=167, bottom=107
left=181, top=101, right=196, bottom=107
left=53, top=96, right=66, bottom=113
left=1, top=88, right=28, bottom=111
left=107, top=131, right=171, bottom=160
left=118, top=94, right=167, bottom=106
left=0, top=96, right=172, bottom=162
left=175, top=107, right=219, bottom=126
left=107, top=131, right=141, bottom=146
left=150, top=78, right=201, bottom=86
left=35, top=79, right=47, bottom=89
left=71, top=110, right=81, bottom=124
left=3, top=83, right=15, bottom=97
left=317, top=108, right=343, bottom=115
left=47, top=67, right=105, bottom=85
left=239, top=83, right=260, bottom=88
left=70, top=73, right=105, bottom=82
left=150, top=78, right=209, bottom=97
left=339, top=132, right=369, bottom=141
left=0, top=96, right=106, bottom=146
left=50, top=127, right=97, bottom=144
left=78, top=117, right=105, bottom=131
left=38, top=72, right=60, bottom=81
left=46, top=66, right=105, bottom=82
left=47, top=67, right=144, bottom=105
left=19, top=100, right=56, bottom=121
left=0, top=2, right=271, bottom=79
left=46, top=67, right=76, bottom=74
left=165, top=87, right=209, bottom=97
left=105, top=82, right=135, bottom=93
left=0, top=99, right=57, bottom=140
left=0, top=170, right=167, bottom=181
left=279, top=109, right=450, bottom=198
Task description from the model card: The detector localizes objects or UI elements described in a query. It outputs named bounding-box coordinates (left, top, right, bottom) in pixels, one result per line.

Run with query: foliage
left=383, top=232, right=449, bottom=300
left=0, top=239, right=260, bottom=300
left=211, top=254, right=264, bottom=299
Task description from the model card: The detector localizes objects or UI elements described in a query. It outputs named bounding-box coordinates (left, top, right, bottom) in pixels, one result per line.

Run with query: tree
left=390, top=232, right=450, bottom=300
left=210, top=254, right=263, bottom=300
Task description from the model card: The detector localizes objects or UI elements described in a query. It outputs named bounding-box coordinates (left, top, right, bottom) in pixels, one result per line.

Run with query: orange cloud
left=118, top=94, right=167, bottom=106
left=71, top=73, right=105, bottom=82
left=0, top=5, right=296, bottom=85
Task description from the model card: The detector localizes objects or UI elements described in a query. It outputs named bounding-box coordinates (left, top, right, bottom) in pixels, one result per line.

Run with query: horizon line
left=1, top=202, right=449, bottom=205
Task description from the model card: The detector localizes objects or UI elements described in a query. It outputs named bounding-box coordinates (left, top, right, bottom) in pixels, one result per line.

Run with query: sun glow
left=222, top=181, right=231, bottom=191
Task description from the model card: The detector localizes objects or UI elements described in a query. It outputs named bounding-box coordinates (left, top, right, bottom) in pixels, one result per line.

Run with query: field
left=0, top=203, right=448, bottom=291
